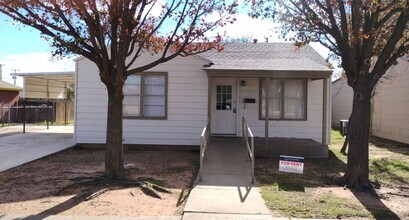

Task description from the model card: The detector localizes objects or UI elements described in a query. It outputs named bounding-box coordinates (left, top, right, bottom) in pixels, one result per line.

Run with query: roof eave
left=204, top=68, right=332, bottom=78
left=12, top=71, right=75, bottom=77
left=0, top=88, right=23, bottom=92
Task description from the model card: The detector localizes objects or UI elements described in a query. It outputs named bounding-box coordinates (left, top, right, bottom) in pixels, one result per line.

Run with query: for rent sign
left=279, top=155, right=304, bottom=174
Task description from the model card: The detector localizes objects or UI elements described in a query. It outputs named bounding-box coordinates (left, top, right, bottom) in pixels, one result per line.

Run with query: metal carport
left=11, top=71, right=75, bottom=132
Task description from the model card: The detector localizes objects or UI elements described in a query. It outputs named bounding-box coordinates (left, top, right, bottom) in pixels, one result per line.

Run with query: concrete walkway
left=183, top=137, right=271, bottom=219
left=0, top=214, right=181, bottom=220
left=0, top=125, right=75, bottom=172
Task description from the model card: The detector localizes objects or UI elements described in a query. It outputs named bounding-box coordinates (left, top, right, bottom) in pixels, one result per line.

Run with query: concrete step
left=182, top=213, right=274, bottom=220
left=184, top=185, right=270, bottom=215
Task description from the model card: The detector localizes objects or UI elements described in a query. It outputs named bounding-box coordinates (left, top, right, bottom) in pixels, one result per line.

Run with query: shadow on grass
left=371, top=159, right=409, bottom=185
left=256, top=150, right=400, bottom=219
left=369, top=136, right=409, bottom=156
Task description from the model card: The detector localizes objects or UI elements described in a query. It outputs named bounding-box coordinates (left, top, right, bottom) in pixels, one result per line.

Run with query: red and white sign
left=279, top=155, right=304, bottom=174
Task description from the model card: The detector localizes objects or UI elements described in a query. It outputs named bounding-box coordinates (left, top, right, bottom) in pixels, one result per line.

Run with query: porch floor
left=254, top=137, right=328, bottom=158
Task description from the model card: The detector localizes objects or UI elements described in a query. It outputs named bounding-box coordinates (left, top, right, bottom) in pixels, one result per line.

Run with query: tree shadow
left=369, top=136, right=409, bottom=156
left=0, top=147, right=199, bottom=217
left=371, top=160, right=409, bottom=185
left=350, top=188, right=400, bottom=220
left=20, top=190, right=100, bottom=220
left=255, top=150, right=401, bottom=219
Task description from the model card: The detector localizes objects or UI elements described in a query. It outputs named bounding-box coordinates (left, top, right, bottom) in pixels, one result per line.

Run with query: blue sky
left=0, top=11, right=330, bottom=87
left=0, top=14, right=51, bottom=54
left=0, top=14, right=75, bottom=86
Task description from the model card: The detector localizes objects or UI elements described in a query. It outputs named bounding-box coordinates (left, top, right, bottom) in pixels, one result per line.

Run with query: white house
left=332, top=56, right=409, bottom=144
left=75, top=43, right=332, bottom=157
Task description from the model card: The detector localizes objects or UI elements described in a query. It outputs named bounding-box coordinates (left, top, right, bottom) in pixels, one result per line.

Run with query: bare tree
left=0, top=0, right=237, bottom=179
left=251, top=0, right=408, bottom=189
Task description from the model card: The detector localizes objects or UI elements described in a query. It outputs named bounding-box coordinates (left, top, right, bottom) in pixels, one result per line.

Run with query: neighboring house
left=0, top=80, right=22, bottom=105
left=332, top=56, right=409, bottom=144
left=0, top=80, right=23, bottom=123
left=75, top=43, right=332, bottom=157
left=331, top=77, right=353, bottom=127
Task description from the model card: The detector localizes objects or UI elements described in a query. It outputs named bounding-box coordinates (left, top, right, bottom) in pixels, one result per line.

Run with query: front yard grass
left=256, top=129, right=409, bottom=219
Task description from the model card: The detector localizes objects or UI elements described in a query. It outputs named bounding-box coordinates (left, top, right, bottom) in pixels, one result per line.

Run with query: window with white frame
left=260, top=79, right=307, bottom=120
left=123, top=73, right=167, bottom=119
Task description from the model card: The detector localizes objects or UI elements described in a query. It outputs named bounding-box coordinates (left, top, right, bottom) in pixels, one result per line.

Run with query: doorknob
left=233, top=108, right=236, bottom=113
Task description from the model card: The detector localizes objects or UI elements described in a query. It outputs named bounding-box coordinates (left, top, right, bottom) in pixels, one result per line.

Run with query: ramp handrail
left=242, top=116, right=255, bottom=183
left=199, top=120, right=210, bottom=181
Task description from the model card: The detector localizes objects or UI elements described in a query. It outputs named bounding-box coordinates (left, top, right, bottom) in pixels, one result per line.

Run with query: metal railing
left=242, top=116, right=255, bottom=183
left=199, top=120, right=210, bottom=181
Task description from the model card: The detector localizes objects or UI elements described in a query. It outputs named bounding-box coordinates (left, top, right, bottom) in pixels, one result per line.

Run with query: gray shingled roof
left=198, top=43, right=331, bottom=72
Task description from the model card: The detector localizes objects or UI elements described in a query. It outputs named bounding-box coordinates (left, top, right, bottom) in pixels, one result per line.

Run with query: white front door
left=211, top=79, right=237, bottom=135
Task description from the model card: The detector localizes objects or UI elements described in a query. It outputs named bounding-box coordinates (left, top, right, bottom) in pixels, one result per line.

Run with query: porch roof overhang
left=204, top=69, right=332, bottom=79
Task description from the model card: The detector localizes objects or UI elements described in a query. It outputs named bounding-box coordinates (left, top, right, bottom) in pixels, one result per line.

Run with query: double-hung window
left=123, top=73, right=167, bottom=119
left=260, top=78, right=307, bottom=120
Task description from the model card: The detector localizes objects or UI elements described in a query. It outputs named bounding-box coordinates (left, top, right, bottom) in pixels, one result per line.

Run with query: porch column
left=322, top=77, right=328, bottom=146
left=208, top=76, right=212, bottom=134
left=265, top=77, right=269, bottom=145
left=23, top=98, right=26, bottom=133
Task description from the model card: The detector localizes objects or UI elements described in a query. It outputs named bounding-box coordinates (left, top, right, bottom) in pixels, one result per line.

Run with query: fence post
left=1, top=101, right=3, bottom=127
left=64, top=99, right=67, bottom=125
left=35, top=100, right=39, bottom=123
left=23, top=99, right=26, bottom=133
left=8, top=102, right=11, bottom=126
left=51, top=101, right=55, bottom=125
left=46, top=99, right=50, bottom=130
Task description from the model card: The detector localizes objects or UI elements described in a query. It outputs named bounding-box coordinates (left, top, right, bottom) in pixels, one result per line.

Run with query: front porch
left=196, top=136, right=327, bottom=185
left=205, top=136, right=328, bottom=162
left=207, top=75, right=331, bottom=148
left=254, top=137, right=328, bottom=158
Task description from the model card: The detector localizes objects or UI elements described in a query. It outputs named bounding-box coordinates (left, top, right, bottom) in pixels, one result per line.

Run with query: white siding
left=76, top=54, right=331, bottom=146
left=371, top=59, right=409, bottom=144
left=331, top=79, right=353, bottom=127
left=75, top=54, right=209, bottom=145
left=236, top=78, right=331, bottom=144
left=331, top=58, right=409, bottom=144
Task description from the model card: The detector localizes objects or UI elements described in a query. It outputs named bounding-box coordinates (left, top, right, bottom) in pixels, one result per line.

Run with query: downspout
left=322, top=77, right=328, bottom=146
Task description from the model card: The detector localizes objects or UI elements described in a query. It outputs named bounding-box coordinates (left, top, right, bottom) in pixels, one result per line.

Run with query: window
left=123, top=73, right=167, bottom=119
left=260, top=79, right=306, bottom=120
left=216, top=85, right=232, bottom=110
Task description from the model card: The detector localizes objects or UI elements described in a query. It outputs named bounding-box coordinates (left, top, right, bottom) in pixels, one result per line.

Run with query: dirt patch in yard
left=0, top=147, right=199, bottom=217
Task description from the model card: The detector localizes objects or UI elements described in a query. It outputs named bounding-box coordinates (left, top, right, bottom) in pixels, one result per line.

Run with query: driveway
left=0, top=125, right=75, bottom=172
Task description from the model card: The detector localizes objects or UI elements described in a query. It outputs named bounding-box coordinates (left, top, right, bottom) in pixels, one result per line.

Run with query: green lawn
left=256, top=128, right=409, bottom=219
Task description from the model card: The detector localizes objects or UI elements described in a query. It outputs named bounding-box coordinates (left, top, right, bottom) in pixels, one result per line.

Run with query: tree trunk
left=340, top=134, right=348, bottom=154
left=340, top=115, right=351, bottom=154
left=105, top=86, right=125, bottom=180
left=342, top=84, right=372, bottom=189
